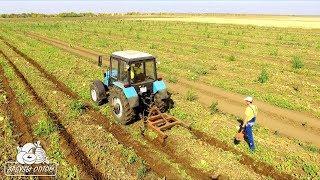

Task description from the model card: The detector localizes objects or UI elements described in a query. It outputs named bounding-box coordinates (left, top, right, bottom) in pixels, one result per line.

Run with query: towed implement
left=91, top=50, right=185, bottom=142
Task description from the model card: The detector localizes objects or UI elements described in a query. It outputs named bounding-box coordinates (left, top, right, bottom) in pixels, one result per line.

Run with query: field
left=0, top=14, right=319, bottom=179
left=137, top=15, right=320, bottom=29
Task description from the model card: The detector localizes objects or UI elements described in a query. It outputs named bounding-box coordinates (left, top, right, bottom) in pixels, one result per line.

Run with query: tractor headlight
left=140, top=86, right=147, bottom=93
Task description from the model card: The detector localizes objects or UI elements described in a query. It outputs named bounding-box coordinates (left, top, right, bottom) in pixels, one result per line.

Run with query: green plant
left=258, top=68, right=269, bottom=83
left=121, top=148, right=138, bottom=164
left=0, top=93, right=7, bottom=103
left=149, top=43, right=157, bottom=49
left=137, top=161, right=148, bottom=179
left=316, top=42, right=320, bottom=50
left=195, top=67, right=208, bottom=75
left=292, top=56, right=304, bottom=69
left=268, top=47, right=278, bottom=56
left=167, top=75, right=178, bottom=83
left=34, top=118, right=56, bottom=136
left=186, top=90, right=197, bottom=101
left=69, top=100, right=86, bottom=113
left=24, top=108, right=36, bottom=117
left=209, top=100, right=218, bottom=114
left=302, top=163, right=319, bottom=177
left=222, top=39, right=229, bottom=46
left=227, top=55, right=236, bottom=61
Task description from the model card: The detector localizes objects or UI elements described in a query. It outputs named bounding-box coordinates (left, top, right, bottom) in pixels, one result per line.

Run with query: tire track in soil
left=0, top=50, right=104, bottom=180
left=25, top=32, right=320, bottom=146
left=17, top=33, right=304, bottom=179
left=0, top=37, right=214, bottom=180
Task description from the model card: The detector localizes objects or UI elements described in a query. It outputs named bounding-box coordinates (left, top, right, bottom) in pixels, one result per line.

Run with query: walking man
left=242, top=96, right=258, bottom=152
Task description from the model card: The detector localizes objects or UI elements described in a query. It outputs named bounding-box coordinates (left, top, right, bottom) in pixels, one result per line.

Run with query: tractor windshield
left=130, top=60, right=155, bottom=84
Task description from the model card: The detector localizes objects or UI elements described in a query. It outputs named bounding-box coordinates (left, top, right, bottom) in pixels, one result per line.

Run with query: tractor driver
left=130, top=63, right=144, bottom=83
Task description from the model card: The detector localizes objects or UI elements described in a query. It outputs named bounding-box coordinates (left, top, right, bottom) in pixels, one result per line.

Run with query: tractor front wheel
left=108, top=87, right=135, bottom=125
left=90, top=80, right=106, bottom=105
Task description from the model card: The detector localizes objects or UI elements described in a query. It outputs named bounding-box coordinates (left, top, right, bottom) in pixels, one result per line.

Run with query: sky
left=1, top=1, right=320, bottom=15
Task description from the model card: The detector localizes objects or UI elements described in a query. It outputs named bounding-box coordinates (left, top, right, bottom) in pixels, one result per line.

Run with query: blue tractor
left=90, top=50, right=172, bottom=124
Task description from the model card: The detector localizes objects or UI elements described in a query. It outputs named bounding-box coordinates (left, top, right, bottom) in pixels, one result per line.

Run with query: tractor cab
left=107, top=50, right=158, bottom=91
left=91, top=50, right=171, bottom=125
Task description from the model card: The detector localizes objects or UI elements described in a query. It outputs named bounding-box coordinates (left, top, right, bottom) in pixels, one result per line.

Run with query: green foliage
left=24, top=108, right=36, bottom=117
left=209, top=100, right=218, bottom=114
left=258, top=68, right=269, bottom=83
left=0, top=93, right=7, bottom=103
left=69, top=100, right=86, bottom=114
left=195, top=67, right=209, bottom=75
left=316, top=42, right=320, bottom=50
left=222, top=39, right=229, bottom=46
left=292, top=56, right=304, bottom=69
left=170, top=107, right=188, bottom=120
left=167, top=75, right=178, bottom=83
left=34, top=118, right=56, bottom=136
left=302, top=163, right=319, bottom=177
left=137, top=161, right=148, bottom=179
left=121, top=148, right=138, bottom=164
left=300, top=144, right=320, bottom=153
left=227, top=55, right=236, bottom=61
left=149, top=43, right=157, bottom=49
left=268, top=47, right=278, bottom=56
left=186, top=90, right=197, bottom=101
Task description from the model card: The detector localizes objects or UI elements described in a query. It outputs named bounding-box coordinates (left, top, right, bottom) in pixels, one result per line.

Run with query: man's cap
left=244, top=96, right=253, bottom=102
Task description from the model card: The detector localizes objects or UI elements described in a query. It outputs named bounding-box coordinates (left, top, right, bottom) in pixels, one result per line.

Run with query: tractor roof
left=111, top=50, right=155, bottom=63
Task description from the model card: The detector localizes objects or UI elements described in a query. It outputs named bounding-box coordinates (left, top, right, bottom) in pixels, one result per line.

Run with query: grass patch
left=0, top=93, right=7, bottom=103
left=24, top=108, right=36, bottom=117
left=257, top=68, right=269, bottom=83
left=227, top=55, right=236, bottom=62
left=34, top=118, right=56, bottom=136
left=121, top=147, right=138, bottom=164
left=209, top=100, right=218, bottom=114
left=268, top=47, right=278, bottom=56
left=167, top=75, right=178, bottom=83
left=292, top=56, right=304, bottom=69
left=186, top=90, right=197, bottom=101
left=302, top=163, right=319, bottom=177
left=137, top=161, right=148, bottom=179
left=69, top=100, right=86, bottom=114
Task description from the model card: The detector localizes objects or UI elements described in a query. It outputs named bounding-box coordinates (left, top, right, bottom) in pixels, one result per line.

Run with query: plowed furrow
left=0, top=61, right=34, bottom=145
left=0, top=50, right=104, bottom=180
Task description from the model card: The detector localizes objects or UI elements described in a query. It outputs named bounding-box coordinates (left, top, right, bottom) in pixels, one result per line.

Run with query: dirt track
left=26, top=32, right=320, bottom=147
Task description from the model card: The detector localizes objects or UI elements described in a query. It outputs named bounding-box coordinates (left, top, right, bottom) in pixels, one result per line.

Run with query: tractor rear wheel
left=90, top=80, right=106, bottom=105
left=154, top=92, right=171, bottom=113
left=108, top=87, right=135, bottom=125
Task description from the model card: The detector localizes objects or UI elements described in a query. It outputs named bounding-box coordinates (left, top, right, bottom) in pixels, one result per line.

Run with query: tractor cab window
left=130, top=60, right=155, bottom=84
left=110, top=58, right=118, bottom=79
